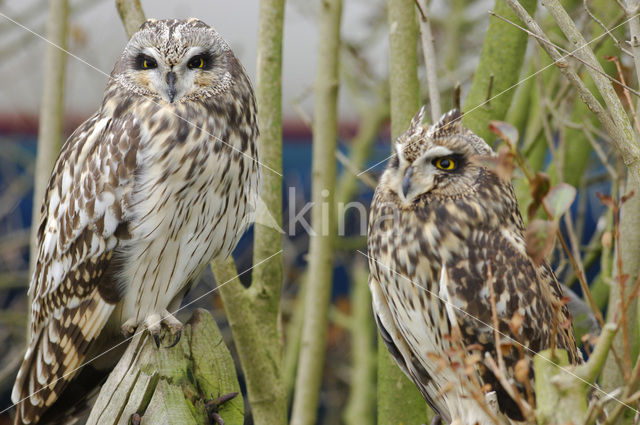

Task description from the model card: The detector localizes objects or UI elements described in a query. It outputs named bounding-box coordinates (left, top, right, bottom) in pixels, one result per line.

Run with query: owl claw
left=121, top=318, right=138, bottom=338
left=122, top=310, right=184, bottom=349
left=206, top=392, right=239, bottom=425
left=166, top=329, right=182, bottom=348
left=160, top=309, right=183, bottom=348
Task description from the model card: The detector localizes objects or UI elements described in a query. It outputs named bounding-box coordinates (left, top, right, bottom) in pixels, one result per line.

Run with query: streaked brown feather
left=12, top=115, right=140, bottom=425
left=13, top=18, right=259, bottom=425
left=368, top=109, right=580, bottom=424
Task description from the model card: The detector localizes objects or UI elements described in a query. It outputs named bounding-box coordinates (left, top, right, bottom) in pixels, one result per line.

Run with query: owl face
left=382, top=109, right=493, bottom=204
left=113, top=18, right=233, bottom=103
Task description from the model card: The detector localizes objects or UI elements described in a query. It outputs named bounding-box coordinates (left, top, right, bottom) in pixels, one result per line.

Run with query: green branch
left=462, top=0, right=536, bottom=142
left=215, top=0, right=288, bottom=423
left=115, top=0, right=145, bottom=38
left=344, top=261, right=376, bottom=425
left=290, top=1, right=342, bottom=423
left=379, top=0, right=431, bottom=423
left=213, top=257, right=286, bottom=425
left=534, top=349, right=587, bottom=424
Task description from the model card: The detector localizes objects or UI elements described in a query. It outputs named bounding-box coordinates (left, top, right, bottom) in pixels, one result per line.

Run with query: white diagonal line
left=0, top=11, right=282, bottom=178
left=1, top=249, right=282, bottom=415
left=357, top=249, right=638, bottom=415
left=357, top=12, right=640, bottom=178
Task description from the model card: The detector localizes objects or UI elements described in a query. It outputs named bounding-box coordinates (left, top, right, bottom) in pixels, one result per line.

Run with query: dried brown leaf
left=514, top=359, right=530, bottom=384
left=543, top=183, right=576, bottom=221
left=474, top=148, right=516, bottom=182
left=509, top=312, right=524, bottom=335
left=621, top=190, right=636, bottom=204
left=525, top=219, right=558, bottom=266
left=528, top=172, right=550, bottom=219
left=499, top=342, right=513, bottom=357
left=489, top=121, right=519, bottom=150
left=596, top=192, right=614, bottom=208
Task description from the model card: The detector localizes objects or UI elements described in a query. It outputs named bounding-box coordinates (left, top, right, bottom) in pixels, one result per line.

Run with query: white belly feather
left=113, top=111, right=258, bottom=325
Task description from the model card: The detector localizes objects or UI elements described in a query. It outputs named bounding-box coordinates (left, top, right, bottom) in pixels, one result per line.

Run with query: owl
left=11, top=18, right=260, bottom=425
left=367, top=108, right=580, bottom=424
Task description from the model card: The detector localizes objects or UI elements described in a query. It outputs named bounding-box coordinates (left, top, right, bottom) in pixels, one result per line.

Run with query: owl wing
left=12, top=112, right=140, bottom=424
left=442, top=226, right=579, bottom=419
left=369, top=272, right=451, bottom=419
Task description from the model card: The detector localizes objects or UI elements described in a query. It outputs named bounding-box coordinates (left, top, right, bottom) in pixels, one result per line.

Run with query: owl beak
left=402, top=166, right=414, bottom=198
left=166, top=71, right=177, bottom=103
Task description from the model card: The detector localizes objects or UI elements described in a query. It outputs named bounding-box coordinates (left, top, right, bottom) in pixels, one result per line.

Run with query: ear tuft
left=429, top=109, right=463, bottom=138
left=408, top=106, right=426, bottom=133
left=139, top=19, right=158, bottom=31
left=394, top=106, right=429, bottom=164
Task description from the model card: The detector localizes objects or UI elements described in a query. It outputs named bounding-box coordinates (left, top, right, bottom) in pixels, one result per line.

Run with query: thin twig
left=583, top=1, right=630, bottom=55
left=489, top=11, right=640, bottom=97
left=484, top=354, right=531, bottom=419
left=487, top=260, right=505, bottom=373
left=607, top=55, right=640, bottom=133
left=504, top=0, right=640, bottom=174
left=415, top=0, right=441, bottom=120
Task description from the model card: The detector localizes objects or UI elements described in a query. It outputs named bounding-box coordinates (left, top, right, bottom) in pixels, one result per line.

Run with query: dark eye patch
left=431, top=153, right=466, bottom=172
left=187, top=52, right=214, bottom=70
left=134, top=54, right=157, bottom=70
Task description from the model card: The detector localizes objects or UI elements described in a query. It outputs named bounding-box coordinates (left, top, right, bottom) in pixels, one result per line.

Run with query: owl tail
left=11, top=290, right=115, bottom=425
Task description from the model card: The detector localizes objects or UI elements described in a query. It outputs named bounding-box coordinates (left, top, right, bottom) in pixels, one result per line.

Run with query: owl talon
left=160, top=309, right=183, bottom=335
left=159, top=309, right=183, bottom=348
left=128, top=311, right=184, bottom=349
left=121, top=318, right=138, bottom=338
left=166, top=329, right=182, bottom=348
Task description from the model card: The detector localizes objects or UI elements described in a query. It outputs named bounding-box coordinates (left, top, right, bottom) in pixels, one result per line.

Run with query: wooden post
left=87, top=309, right=243, bottom=425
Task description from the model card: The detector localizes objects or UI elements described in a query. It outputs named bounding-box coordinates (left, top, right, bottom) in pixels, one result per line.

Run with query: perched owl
left=12, top=18, right=260, bottom=424
left=367, top=109, right=580, bottom=424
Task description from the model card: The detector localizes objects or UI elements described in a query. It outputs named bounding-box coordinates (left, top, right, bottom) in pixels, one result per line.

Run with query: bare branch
left=415, top=0, right=441, bottom=121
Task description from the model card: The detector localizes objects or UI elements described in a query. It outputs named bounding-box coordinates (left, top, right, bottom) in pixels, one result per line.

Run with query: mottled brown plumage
left=367, top=109, right=579, bottom=424
left=12, top=18, right=260, bottom=424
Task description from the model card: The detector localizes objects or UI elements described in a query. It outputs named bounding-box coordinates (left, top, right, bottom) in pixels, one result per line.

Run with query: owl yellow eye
left=135, top=54, right=157, bottom=70
left=433, top=157, right=457, bottom=171
left=188, top=55, right=206, bottom=69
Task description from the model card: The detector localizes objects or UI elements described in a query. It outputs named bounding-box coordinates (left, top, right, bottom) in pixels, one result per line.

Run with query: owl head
left=111, top=18, right=238, bottom=103
left=382, top=108, right=494, bottom=203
